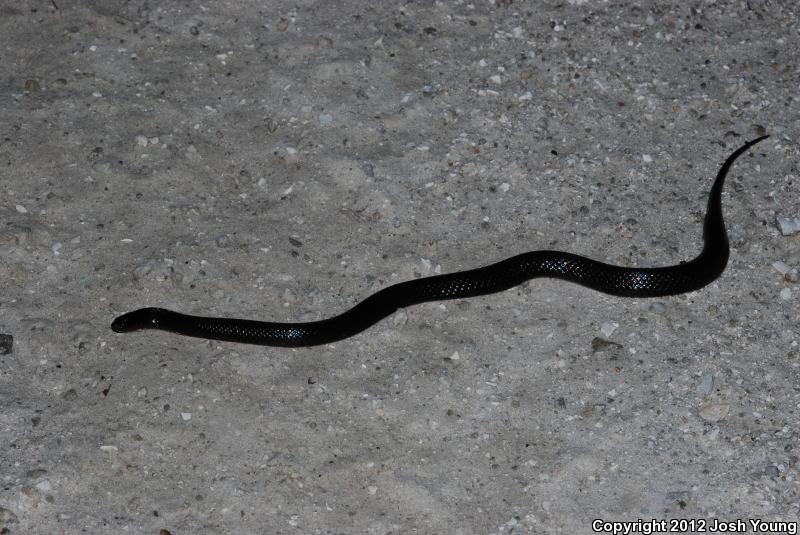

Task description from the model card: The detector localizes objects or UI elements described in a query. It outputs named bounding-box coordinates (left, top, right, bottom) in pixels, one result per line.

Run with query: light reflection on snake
left=111, top=136, right=768, bottom=347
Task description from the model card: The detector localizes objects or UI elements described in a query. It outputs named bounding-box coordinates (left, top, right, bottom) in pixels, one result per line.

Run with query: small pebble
left=181, top=412, right=192, bottom=421
left=391, top=310, right=408, bottom=327
left=700, top=374, right=714, bottom=395
left=600, top=322, right=618, bottom=337
left=776, top=216, right=800, bottom=236
left=316, top=36, right=334, bottom=48
left=780, top=288, right=792, bottom=300
left=772, top=260, right=791, bottom=276
left=318, top=113, right=333, bottom=125
left=642, top=154, right=653, bottom=163
left=185, top=144, right=201, bottom=161
left=773, top=261, right=800, bottom=283
left=0, top=507, right=18, bottom=523
left=765, top=464, right=780, bottom=478
left=133, top=260, right=154, bottom=279
left=26, top=469, right=47, bottom=479
left=699, top=403, right=730, bottom=422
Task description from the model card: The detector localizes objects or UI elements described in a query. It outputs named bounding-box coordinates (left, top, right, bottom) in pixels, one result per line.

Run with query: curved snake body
left=112, top=136, right=768, bottom=347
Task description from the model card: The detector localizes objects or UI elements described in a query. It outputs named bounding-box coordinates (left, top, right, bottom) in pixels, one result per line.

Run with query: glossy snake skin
left=112, top=136, right=768, bottom=347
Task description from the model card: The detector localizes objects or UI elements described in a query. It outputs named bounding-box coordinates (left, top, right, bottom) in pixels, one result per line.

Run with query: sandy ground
left=1, top=1, right=799, bottom=533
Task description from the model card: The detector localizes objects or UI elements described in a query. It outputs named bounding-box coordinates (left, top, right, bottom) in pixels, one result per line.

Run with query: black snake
left=112, top=136, right=768, bottom=347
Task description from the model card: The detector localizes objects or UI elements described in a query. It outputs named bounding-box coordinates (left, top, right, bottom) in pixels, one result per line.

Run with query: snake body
left=111, top=136, right=768, bottom=347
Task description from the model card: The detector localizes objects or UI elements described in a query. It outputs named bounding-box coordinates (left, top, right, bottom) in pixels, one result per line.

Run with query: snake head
left=111, top=308, right=165, bottom=332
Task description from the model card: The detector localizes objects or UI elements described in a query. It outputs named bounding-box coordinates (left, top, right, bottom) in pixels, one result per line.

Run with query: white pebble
left=181, top=412, right=192, bottom=421
left=700, top=374, right=714, bottom=394
left=518, top=91, right=533, bottom=101
left=499, top=182, right=510, bottom=193
left=776, top=216, right=800, bottom=236
left=99, top=445, right=118, bottom=452
left=600, top=322, right=618, bottom=337
left=772, top=260, right=791, bottom=275
left=15, top=204, right=27, bottom=213
left=318, top=113, right=333, bottom=125
left=488, top=75, right=502, bottom=85
left=642, top=154, right=653, bottom=163
left=135, top=135, right=148, bottom=147
left=391, top=310, right=408, bottom=327
left=780, top=288, right=792, bottom=300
